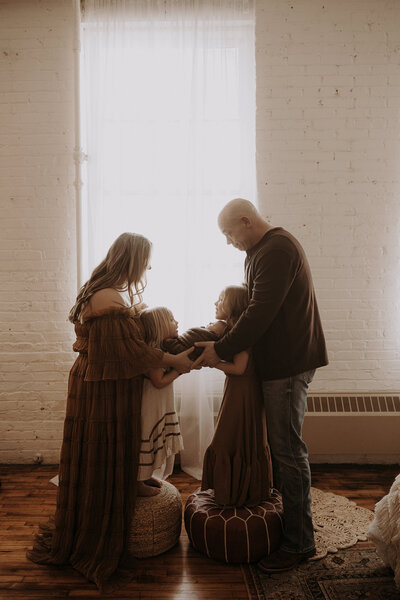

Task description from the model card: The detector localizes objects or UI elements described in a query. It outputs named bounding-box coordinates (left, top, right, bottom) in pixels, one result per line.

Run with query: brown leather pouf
left=184, top=488, right=283, bottom=563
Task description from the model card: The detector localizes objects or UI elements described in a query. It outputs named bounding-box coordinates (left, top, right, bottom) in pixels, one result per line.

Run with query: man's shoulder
left=257, top=227, right=303, bottom=256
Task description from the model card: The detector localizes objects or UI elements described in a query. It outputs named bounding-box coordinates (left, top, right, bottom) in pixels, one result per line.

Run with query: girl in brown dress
left=27, top=233, right=193, bottom=592
left=201, top=284, right=273, bottom=507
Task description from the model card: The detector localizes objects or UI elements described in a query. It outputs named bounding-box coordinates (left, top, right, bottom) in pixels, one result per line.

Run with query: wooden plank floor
left=0, top=464, right=398, bottom=600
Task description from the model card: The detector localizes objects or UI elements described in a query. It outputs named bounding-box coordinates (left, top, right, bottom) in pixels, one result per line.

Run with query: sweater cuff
left=214, top=338, right=234, bottom=362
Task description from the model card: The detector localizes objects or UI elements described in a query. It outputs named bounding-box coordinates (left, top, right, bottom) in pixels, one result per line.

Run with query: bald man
left=195, top=198, right=328, bottom=573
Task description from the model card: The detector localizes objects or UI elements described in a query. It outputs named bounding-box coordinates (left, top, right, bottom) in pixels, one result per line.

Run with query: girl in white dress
left=137, top=306, right=184, bottom=497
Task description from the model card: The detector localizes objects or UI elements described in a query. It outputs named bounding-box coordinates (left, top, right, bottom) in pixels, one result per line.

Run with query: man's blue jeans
left=261, top=370, right=315, bottom=554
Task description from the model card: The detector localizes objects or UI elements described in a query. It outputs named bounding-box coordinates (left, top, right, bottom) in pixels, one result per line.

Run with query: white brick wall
left=0, top=0, right=76, bottom=463
left=1, top=0, right=400, bottom=463
left=256, top=0, right=400, bottom=394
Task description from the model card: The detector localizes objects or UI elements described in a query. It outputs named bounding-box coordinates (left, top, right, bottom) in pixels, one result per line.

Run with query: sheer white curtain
left=80, top=0, right=256, bottom=479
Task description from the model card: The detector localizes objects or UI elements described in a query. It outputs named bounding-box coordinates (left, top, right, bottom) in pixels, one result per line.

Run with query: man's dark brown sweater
left=214, top=227, right=328, bottom=380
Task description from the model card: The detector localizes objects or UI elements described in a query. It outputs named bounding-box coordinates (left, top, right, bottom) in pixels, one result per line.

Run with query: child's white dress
left=137, top=376, right=184, bottom=481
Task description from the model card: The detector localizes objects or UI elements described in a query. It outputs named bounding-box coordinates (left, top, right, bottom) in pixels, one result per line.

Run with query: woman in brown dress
left=27, top=232, right=193, bottom=592
left=201, top=285, right=273, bottom=507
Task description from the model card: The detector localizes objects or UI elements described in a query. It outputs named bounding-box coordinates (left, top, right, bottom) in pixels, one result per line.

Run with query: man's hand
left=192, top=341, right=220, bottom=368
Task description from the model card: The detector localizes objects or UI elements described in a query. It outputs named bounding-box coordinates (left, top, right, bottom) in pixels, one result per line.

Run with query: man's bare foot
left=144, top=477, right=162, bottom=488
left=137, top=481, right=161, bottom=497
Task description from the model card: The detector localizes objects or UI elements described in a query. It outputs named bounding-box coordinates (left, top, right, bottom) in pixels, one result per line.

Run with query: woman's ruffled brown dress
left=27, top=307, right=163, bottom=592
left=201, top=355, right=273, bottom=507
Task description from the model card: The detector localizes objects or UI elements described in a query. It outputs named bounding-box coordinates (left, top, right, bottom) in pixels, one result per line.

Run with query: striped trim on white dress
left=137, top=378, right=184, bottom=481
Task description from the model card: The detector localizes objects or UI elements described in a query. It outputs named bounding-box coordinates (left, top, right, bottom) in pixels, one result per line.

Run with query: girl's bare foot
left=137, top=481, right=161, bottom=497
left=144, top=477, right=162, bottom=488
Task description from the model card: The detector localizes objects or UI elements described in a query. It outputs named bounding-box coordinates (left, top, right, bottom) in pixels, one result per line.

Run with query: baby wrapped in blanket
left=161, top=321, right=225, bottom=358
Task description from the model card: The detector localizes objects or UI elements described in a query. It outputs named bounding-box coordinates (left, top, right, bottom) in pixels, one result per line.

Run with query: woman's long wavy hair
left=222, top=284, right=249, bottom=329
left=69, top=232, right=152, bottom=323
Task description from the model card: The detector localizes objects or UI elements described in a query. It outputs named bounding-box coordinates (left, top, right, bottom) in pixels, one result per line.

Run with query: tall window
left=80, top=0, right=256, bottom=477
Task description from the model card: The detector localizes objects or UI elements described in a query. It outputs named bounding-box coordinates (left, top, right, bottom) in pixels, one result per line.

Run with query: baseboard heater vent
left=303, top=395, right=400, bottom=463
left=307, top=395, right=400, bottom=414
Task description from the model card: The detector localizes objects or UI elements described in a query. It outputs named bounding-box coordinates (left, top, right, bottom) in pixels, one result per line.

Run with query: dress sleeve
left=84, top=309, right=164, bottom=381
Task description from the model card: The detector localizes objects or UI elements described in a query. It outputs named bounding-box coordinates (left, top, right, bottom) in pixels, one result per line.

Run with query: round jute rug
left=310, top=487, right=374, bottom=560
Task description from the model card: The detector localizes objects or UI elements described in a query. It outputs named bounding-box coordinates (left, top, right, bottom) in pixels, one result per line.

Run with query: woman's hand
left=164, top=347, right=194, bottom=374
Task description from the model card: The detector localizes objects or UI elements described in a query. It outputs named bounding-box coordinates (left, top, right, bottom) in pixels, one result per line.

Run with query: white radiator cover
left=304, top=395, right=400, bottom=464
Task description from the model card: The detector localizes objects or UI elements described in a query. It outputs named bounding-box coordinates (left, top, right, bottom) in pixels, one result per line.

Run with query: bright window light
left=79, top=0, right=255, bottom=477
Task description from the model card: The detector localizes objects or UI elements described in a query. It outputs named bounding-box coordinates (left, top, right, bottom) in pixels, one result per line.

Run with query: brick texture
left=256, top=0, right=400, bottom=394
left=0, top=0, right=76, bottom=463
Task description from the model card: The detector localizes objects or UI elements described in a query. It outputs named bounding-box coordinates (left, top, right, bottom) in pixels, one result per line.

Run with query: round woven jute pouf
left=184, top=488, right=283, bottom=563
left=129, top=480, right=182, bottom=558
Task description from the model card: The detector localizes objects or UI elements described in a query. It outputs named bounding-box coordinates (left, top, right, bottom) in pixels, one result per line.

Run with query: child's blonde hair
left=140, top=306, right=174, bottom=347
left=221, top=284, right=249, bottom=329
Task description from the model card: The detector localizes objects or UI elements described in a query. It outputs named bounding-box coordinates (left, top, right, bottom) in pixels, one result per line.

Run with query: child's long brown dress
left=27, top=307, right=163, bottom=592
left=201, top=355, right=273, bottom=507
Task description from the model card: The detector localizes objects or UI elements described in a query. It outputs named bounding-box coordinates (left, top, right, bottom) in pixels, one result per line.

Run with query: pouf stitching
left=263, top=515, right=270, bottom=555
left=224, top=519, right=229, bottom=562
left=204, top=515, right=211, bottom=558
